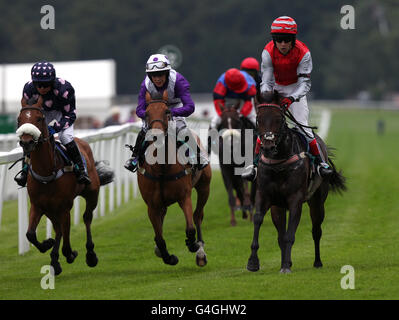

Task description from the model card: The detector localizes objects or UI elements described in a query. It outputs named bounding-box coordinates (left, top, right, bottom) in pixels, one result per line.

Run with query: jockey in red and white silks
left=242, top=16, right=332, bottom=181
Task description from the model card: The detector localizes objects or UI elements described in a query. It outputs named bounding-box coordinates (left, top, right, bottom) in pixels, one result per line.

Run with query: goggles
left=273, top=35, right=294, bottom=43
left=146, top=61, right=169, bottom=71
left=33, top=81, right=53, bottom=88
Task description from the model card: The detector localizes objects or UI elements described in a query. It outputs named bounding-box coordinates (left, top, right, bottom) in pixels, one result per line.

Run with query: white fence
left=0, top=119, right=211, bottom=255
left=0, top=122, right=141, bottom=254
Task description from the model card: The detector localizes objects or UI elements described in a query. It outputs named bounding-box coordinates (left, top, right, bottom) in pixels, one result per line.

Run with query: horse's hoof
left=86, top=252, right=98, bottom=268
left=66, top=250, right=78, bottom=264
left=280, top=268, right=292, bottom=274
left=196, top=248, right=207, bottom=267
left=230, top=220, right=237, bottom=227
left=51, top=262, right=62, bottom=276
left=314, top=260, right=323, bottom=268
left=247, top=258, right=260, bottom=272
left=154, top=246, right=162, bottom=258
left=165, top=255, right=178, bottom=266
left=40, top=238, right=55, bottom=253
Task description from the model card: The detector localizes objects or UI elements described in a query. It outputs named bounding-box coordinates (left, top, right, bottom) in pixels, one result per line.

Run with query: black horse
left=214, top=100, right=256, bottom=226
left=247, top=97, right=346, bottom=273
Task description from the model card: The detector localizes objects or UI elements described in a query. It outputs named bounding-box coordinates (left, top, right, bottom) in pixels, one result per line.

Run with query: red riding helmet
left=240, top=57, right=260, bottom=72
left=270, top=16, right=297, bottom=34
left=224, top=68, right=248, bottom=93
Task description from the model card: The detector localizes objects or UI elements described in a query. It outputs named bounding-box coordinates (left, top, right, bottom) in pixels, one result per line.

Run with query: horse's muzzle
left=19, top=137, right=37, bottom=154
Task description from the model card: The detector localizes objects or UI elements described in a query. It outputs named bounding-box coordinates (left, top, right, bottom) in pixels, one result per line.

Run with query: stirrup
left=124, top=158, right=138, bottom=173
left=77, top=172, right=91, bottom=185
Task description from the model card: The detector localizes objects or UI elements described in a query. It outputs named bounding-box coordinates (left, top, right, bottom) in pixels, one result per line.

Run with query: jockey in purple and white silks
left=14, top=61, right=91, bottom=187
left=124, top=54, right=209, bottom=173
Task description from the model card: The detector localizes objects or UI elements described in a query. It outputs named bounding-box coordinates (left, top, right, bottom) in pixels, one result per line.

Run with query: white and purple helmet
left=145, top=54, right=171, bottom=73
left=31, top=61, right=56, bottom=82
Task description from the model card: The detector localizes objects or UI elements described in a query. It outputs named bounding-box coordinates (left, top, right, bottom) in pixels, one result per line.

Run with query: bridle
left=147, top=99, right=171, bottom=131
left=18, top=106, right=51, bottom=146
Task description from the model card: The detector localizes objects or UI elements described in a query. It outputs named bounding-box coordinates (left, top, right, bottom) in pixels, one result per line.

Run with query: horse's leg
left=221, top=166, right=237, bottom=226
left=148, top=206, right=178, bottom=265
left=235, top=179, right=247, bottom=220
left=271, top=206, right=290, bottom=268
left=61, top=211, right=78, bottom=264
left=26, top=205, right=55, bottom=253
left=241, top=180, right=252, bottom=219
left=193, top=178, right=210, bottom=267
left=49, top=217, right=63, bottom=276
left=280, top=199, right=303, bottom=273
left=82, top=192, right=99, bottom=268
left=247, top=191, right=270, bottom=272
left=179, top=195, right=200, bottom=253
left=308, top=185, right=328, bottom=268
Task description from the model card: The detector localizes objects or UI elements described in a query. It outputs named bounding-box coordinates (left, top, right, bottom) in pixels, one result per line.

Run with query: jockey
left=14, top=61, right=91, bottom=187
left=210, top=68, right=257, bottom=131
left=240, top=57, right=261, bottom=95
left=242, top=16, right=333, bottom=181
left=124, top=54, right=209, bottom=172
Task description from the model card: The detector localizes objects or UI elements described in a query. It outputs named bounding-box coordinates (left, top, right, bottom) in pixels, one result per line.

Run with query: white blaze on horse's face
left=16, top=123, right=42, bottom=142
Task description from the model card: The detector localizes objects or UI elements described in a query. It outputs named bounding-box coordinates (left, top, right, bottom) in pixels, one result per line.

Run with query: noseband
left=256, top=103, right=287, bottom=147
left=18, top=106, right=50, bottom=145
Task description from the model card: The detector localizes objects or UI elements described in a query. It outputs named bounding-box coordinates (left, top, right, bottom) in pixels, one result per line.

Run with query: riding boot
left=14, top=159, right=29, bottom=187
left=309, top=138, right=333, bottom=178
left=124, top=129, right=146, bottom=172
left=65, top=140, right=91, bottom=185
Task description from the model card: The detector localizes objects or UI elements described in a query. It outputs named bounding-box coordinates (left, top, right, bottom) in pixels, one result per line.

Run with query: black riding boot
left=124, top=129, right=146, bottom=172
left=14, top=159, right=29, bottom=187
left=314, top=154, right=333, bottom=177
left=65, top=141, right=91, bottom=185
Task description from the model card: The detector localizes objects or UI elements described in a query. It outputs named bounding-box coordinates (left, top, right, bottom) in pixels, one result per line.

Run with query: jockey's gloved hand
left=48, top=120, right=62, bottom=133
left=280, top=96, right=294, bottom=111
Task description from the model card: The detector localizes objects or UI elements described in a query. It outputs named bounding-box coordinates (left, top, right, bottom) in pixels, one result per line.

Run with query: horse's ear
left=35, top=95, right=43, bottom=108
left=145, top=91, right=151, bottom=103
left=162, top=90, right=168, bottom=102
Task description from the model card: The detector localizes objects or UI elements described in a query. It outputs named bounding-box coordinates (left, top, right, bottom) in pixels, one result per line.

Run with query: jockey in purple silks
left=124, top=54, right=209, bottom=173
left=14, top=61, right=91, bottom=187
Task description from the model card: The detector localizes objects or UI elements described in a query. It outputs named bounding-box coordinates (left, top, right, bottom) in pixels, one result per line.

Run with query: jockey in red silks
left=240, top=57, right=261, bottom=95
left=210, top=68, right=257, bottom=131
left=242, top=16, right=333, bottom=181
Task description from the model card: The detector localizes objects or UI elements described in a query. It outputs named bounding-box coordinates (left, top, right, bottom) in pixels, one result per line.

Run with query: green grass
left=0, top=108, right=399, bottom=300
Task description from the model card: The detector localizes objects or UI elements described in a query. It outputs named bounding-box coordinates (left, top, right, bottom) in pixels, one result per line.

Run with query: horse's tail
left=326, top=146, right=347, bottom=194
left=95, top=160, right=114, bottom=186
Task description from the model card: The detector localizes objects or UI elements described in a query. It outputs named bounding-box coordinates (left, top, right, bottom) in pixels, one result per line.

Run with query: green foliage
left=0, top=1, right=397, bottom=98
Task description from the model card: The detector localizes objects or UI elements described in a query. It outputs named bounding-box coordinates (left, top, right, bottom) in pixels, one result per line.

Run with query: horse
left=137, top=90, right=211, bottom=266
left=217, top=100, right=256, bottom=226
left=16, top=97, right=114, bottom=276
left=247, top=95, right=346, bottom=273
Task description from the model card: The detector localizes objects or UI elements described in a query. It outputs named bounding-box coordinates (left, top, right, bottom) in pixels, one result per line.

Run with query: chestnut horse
left=16, top=97, right=113, bottom=276
left=247, top=95, right=346, bottom=273
left=137, top=91, right=211, bottom=266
